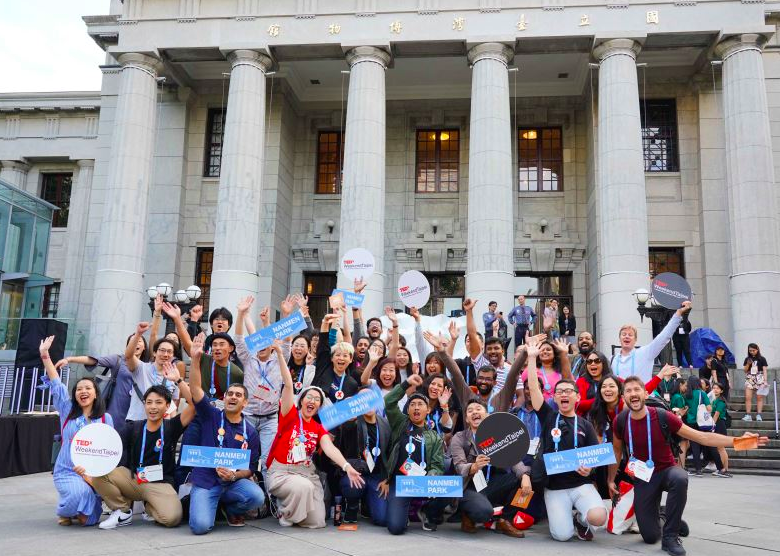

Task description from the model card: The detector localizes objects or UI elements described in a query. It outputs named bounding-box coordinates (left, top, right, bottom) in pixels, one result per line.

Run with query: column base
left=208, top=269, right=260, bottom=317
left=597, top=271, right=652, bottom=349
left=89, top=269, right=145, bottom=355
left=465, top=270, right=514, bottom=328
left=730, top=272, right=780, bottom=364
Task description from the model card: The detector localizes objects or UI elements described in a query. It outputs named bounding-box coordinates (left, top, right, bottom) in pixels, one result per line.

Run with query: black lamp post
left=633, top=288, right=675, bottom=366
left=146, top=283, right=202, bottom=335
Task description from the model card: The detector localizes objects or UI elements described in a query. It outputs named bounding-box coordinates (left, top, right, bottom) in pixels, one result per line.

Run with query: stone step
left=728, top=467, right=780, bottom=477
left=727, top=457, right=780, bottom=470
left=727, top=421, right=779, bottom=432
left=729, top=411, right=776, bottom=420
left=725, top=448, right=780, bottom=458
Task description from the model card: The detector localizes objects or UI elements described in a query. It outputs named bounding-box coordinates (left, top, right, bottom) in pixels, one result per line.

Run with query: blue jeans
left=246, top=413, right=279, bottom=485
left=189, top=479, right=265, bottom=535
left=386, top=487, right=451, bottom=535
left=339, top=473, right=388, bottom=526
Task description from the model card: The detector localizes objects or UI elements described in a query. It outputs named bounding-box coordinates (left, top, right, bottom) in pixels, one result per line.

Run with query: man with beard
left=526, top=338, right=607, bottom=542
left=450, top=398, right=528, bottom=537
left=610, top=376, right=768, bottom=556
left=571, top=331, right=596, bottom=378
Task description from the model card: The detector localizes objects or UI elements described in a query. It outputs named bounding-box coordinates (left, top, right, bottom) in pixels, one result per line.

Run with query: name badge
left=528, top=438, right=540, bottom=456
left=663, top=393, right=671, bottom=402
left=212, top=399, right=225, bottom=410
left=400, top=460, right=426, bottom=476
left=364, top=449, right=376, bottom=473
left=472, top=469, right=488, bottom=492
left=678, top=327, right=685, bottom=335
left=291, top=443, right=308, bottom=464
left=136, top=464, right=164, bottom=484
left=626, top=458, right=654, bottom=482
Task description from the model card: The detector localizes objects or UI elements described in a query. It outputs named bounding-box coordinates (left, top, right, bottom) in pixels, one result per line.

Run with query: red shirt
left=266, top=405, right=329, bottom=467
left=614, top=407, right=683, bottom=472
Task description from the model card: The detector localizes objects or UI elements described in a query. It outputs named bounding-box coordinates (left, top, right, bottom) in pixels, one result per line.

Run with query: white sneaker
left=756, top=414, right=763, bottom=422
left=742, top=414, right=752, bottom=421
left=703, top=462, right=717, bottom=473
left=141, top=512, right=155, bottom=522
left=99, top=509, right=132, bottom=530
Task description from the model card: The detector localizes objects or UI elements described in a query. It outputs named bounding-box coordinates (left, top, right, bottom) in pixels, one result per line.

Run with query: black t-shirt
left=393, top=427, right=426, bottom=478
left=120, top=415, right=185, bottom=486
left=744, top=356, right=768, bottom=375
left=455, top=357, right=478, bottom=387
left=535, top=401, right=599, bottom=490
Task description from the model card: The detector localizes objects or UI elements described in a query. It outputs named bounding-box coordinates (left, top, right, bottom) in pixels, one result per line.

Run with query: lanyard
left=554, top=413, right=577, bottom=452
left=218, top=411, right=247, bottom=449
left=258, top=360, right=274, bottom=389
left=602, top=420, right=610, bottom=444
left=297, top=412, right=307, bottom=443
left=627, top=410, right=653, bottom=464
left=140, top=420, right=164, bottom=466
left=430, top=411, right=441, bottom=435
left=210, top=360, right=231, bottom=398
left=614, top=351, right=635, bottom=377
left=540, top=369, right=552, bottom=392
left=465, top=364, right=470, bottom=385
left=406, top=426, right=425, bottom=465
left=333, top=372, right=346, bottom=399
left=365, top=423, right=380, bottom=457
left=525, top=411, right=540, bottom=439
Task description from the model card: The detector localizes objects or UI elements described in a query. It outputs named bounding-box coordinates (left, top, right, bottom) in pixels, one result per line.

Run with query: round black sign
left=474, top=412, right=530, bottom=469
left=651, top=272, right=692, bottom=310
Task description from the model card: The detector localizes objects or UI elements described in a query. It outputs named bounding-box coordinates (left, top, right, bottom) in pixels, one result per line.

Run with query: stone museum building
left=0, top=0, right=778, bottom=362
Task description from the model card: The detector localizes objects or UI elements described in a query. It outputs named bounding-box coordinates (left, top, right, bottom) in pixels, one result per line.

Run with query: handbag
left=695, top=391, right=715, bottom=430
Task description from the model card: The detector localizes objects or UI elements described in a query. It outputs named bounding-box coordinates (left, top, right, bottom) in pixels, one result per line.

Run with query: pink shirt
left=521, top=367, right=562, bottom=401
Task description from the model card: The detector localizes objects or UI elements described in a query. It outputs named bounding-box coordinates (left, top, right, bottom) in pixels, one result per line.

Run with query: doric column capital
left=593, top=38, right=642, bottom=63
left=1, top=160, right=30, bottom=172
left=76, top=159, right=95, bottom=169
left=715, top=33, right=768, bottom=61
left=345, top=46, right=391, bottom=69
left=116, top=53, right=163, bottom=76
left=467, top=42, right=514, bottom=67
left=227, top=49, right=274, bottom=72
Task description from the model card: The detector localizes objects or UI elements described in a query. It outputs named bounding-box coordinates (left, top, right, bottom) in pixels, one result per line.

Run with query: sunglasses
left=585, top=358, right=601, bottom=364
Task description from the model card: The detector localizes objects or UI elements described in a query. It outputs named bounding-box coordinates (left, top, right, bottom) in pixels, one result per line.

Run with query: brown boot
left=496, top=518, right=525, bottom=538
left=461, top=513, right=478, bottom=533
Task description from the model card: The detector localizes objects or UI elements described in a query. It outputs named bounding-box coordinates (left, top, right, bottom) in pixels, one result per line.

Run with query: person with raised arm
left=611, top=301, right=692, bottom=382
left=124, top=323, right=181, bottom=421
left=313, top=313, right=360, bottom=404
left=40, top=335, right=114, bottom=526
left=287, top=333, right=316, bottom=399
left=609, top=376, right=768, bottom=555
left=521, top=337, right=573, bottom=403
left=266, top=339, right=364, bottom=528
left=525, top=336, right=607, bottom=542
left=94, top=362, right=196, bottom=529
left=186, top=333, right=264, bottom=534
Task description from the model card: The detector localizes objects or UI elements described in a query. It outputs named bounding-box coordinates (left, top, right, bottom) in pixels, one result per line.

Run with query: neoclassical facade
left=1, top=0, right=779, bottom=363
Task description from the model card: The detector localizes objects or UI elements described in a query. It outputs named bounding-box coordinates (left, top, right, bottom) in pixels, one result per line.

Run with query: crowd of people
left=40, top=284, right=769, bottom=556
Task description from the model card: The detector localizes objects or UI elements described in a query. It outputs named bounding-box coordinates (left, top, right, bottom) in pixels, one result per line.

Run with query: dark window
left=515, top=273, right=573, bottom=335
left=40, top=173, right=72, bottom=227
left=416, top=130, right=459, bottom=193
left=204, top=108, right=226, bottom=177
left=641, top=99, right=679, bottom=172
left=195, top=248, right=214, bottom=315
left=316, top=131, right=344, bottom=194
left=418, top=273, right=465, bottom=316
left=42, top=283, right=60, bottom=318
left=649, top=247, right=685, bottom=278
left=304, top=272, right=338, bottom=325
left=518, top=128, right=563, bottom=192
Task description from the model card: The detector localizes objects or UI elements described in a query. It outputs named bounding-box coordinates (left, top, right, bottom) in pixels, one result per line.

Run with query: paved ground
left=1, top=472, right=778, bottom=556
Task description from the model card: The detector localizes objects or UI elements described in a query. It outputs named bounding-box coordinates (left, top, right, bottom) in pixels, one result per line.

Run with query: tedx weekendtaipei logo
left=398, top=285, right=427, bottom=298
left=343, top=260, right=372, bottom=269
left=73, top=439, right=120, bottom=458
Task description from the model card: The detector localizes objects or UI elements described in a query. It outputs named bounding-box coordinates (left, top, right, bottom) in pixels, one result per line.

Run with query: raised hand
left=323, top=313, right=341, bottom=327
left=410, top=306, right=421, bottom=322
left=162, top=361, right=181, bottom=382
left=412, top=362, right=420, bottom=375
left=407, top=374, right=423, bottom=389
left=39, top=335, right=55, bottom=355
left=136, top=322, right=151, bottom=336
left=552, top=337, right=570, bottom=354
left=296, top=294, right=310, bottom=318
left=439, top=386, right=452, bottom=406
left=368, top=344, right=383, bottom=363
left=54, top=358, right=69, bottom=370
left=191, top=332, right=205, bottom=359
left=259, top=306, right=271, bottom=326
left=525, top=339, right=541, bottom=359
left=543, top=313, right=554, bottom=331
left=385, top=306, right=398, bottom=326
left=237, top=295, right=254, bottom=315
left=659, top=364, right=678, bottom=380
left=353, top=278, right=367, bottom=294
left=161, top=302, right=181, bottom=319
left=422, top=330, right=442, bottom=351
left=280, top=295, right=296, bottom=316
left=272, top=339, right=284, bottom=354
left=462, top=298, right=477, bottom=312
left=153, top=294, right=163, bottom=314
left=448, top=320, right=460, bottom=342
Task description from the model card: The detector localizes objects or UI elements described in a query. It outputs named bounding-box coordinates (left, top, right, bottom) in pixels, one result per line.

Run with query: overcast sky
left=0, top=1, right=108, bottom=93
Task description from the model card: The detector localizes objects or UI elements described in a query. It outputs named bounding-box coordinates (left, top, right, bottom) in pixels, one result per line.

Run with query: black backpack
left=614, top=402, right=681, bottom=473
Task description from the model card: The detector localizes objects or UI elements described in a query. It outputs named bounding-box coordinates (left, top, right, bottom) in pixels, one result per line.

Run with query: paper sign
left=70, top=423, right=122, bottom=477
left=329, top=292, right=345, bottom=310
left=332, top=288, right=365, bottom=308
left=542, top=443, right=616, bottom=475
left=475, top=412, right=530, bottom=469
left=511, top=488, right=533, bottom=509
left=395, top=475, right=463, bottom=498
left=245, top=310, right=307, bottom=353
left=341, top=248, right=375, bottom=281
left=651, top=272, right=692, bottom=310
left=180, top=445, right=251, bottom=470
left=397, top=270, right=431, bottom=308
left=733, top=435, right=759, bottom=451
left=318, top=388, right=386, bottom=430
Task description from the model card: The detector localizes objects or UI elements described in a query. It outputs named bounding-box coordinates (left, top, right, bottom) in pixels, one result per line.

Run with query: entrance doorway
left=513, top=273, right=573, bottom=337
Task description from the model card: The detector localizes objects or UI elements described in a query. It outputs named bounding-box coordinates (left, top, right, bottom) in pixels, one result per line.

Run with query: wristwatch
left=175, top=378, right=183, bottom=385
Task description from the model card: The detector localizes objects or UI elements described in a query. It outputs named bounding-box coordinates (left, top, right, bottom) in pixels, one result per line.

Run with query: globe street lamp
left=147, top=282, right=202, bottom=334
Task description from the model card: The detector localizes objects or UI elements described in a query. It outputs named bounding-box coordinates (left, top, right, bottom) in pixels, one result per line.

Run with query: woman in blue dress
left=40, top=335, right=114, bottom=526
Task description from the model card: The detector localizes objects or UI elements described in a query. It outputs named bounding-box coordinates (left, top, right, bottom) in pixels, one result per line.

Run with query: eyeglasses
left=156, top=348, right=174, bottom=355
left=303, top=393, right=321, bottom=402
left=555, top=388, right=577, bottom=395
left=585, top=358, right=601, bottom=364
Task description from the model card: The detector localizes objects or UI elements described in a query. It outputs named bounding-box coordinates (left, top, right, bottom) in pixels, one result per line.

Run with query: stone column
left=716, top=34, right=780, bottom=364
left=337, top=46, right=390, bottom=317
left=593, top=39, right=651, bottom=346
left=0, top=160, right=30, bottom=188
left=465, top=43, right=515, bottom=319
left=89, top=53, right=161, bottom=355
left=208, top=50, right=273, bottom=315
left=59, top=160, right=94, bottom=322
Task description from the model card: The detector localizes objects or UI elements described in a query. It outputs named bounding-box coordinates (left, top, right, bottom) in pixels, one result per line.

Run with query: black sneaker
left=417, top=507, right=437, bottom=532
left=662, top=536, right=686, bottom=556
left=257, top=499, right=271, bottom=519
left=344, top=503, right=359, bottom=524
left=679, top=519, right=690, bottom=538
left=574, top=515, right=593, bottom=541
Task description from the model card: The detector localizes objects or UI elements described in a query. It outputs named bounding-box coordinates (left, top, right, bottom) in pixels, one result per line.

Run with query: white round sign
left=341, top=248, right=375, bottom=281
left=397, top=270, right=431, bottom=308
left=70, top=422, right=122, bottom=477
